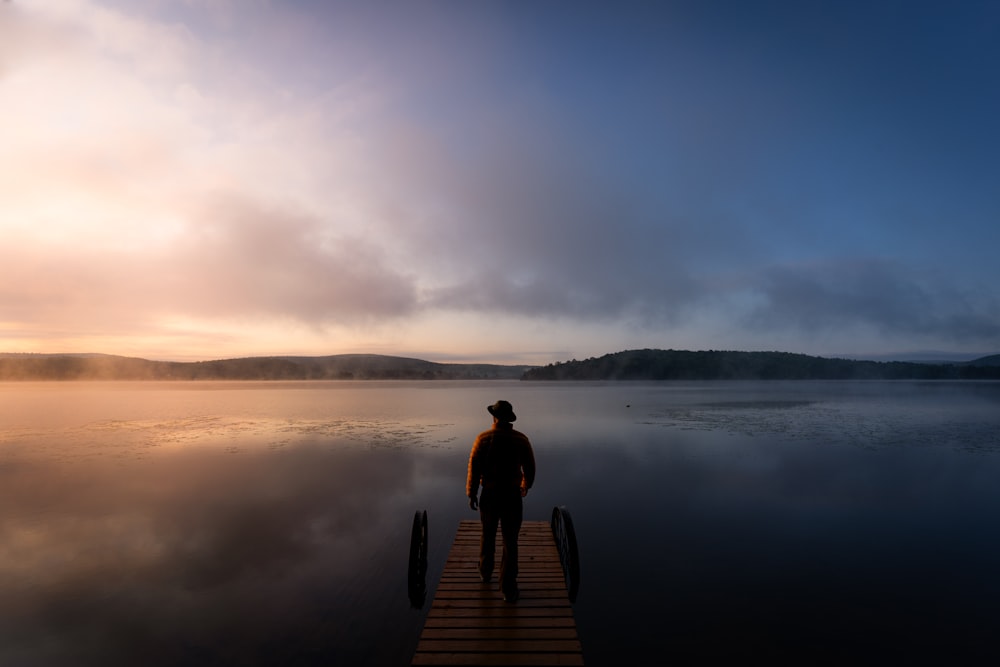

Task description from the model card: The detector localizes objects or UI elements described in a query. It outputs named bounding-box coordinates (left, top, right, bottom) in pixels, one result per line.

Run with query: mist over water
left=1, top=380, right=999, bottom=665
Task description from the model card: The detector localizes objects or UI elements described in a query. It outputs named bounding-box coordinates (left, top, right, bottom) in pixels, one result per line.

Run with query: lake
left=2, top=380, right=999, bottom=665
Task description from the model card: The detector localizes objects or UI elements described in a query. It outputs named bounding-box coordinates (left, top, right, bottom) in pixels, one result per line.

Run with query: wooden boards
left=412, top=520, right=583, bottom=666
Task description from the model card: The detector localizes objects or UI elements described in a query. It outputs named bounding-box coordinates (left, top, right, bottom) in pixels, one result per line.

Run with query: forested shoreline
left=0, top=354, right=531, bottom=381
left=4, top=350, right=1000, bottom=381
left=522, top=349, right=1000, bottom=381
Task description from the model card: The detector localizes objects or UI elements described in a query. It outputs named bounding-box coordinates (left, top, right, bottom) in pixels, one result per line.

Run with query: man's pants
left=478, top=487, right=523, bottom=595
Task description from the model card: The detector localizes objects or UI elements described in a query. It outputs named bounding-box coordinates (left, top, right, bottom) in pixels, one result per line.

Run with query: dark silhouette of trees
left=0, top=354, right=533, bottom=381
left=521, top=349, right=1000, bottom=381
left=3, top=350, right=998, bottom=382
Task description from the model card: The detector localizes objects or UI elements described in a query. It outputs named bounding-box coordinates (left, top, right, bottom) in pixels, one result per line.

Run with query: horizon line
left=1, top=348, right=995, bottom=366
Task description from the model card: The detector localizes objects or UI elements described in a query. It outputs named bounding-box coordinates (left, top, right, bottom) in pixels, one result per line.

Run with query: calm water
left=2, top=380, right=999, bottom=666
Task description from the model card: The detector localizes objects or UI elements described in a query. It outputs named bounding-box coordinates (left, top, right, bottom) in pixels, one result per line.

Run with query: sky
left=2, top=0, right=998, bottom=364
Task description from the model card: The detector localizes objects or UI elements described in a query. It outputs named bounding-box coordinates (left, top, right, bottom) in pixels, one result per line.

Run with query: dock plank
left=412, top=520, right=583, bottom=667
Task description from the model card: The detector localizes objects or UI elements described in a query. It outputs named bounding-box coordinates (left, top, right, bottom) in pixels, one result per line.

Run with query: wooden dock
left=412, top=519, right=583, bottom=666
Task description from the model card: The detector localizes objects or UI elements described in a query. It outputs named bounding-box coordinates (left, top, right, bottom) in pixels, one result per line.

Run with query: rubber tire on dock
left=408, top=510, right=428, bottom=609
left=550, top=505, right=580, bottom=603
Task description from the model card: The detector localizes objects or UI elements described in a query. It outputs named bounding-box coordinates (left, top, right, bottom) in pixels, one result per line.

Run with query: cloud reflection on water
left=0, top=435, right=428, bottom=666
left=2, top=381, right=1000, bottom=665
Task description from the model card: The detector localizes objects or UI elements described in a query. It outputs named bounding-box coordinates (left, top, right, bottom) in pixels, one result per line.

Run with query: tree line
left=0, top=354, right=532, bottom=381
left=521, top=349, right=1000, bottom=381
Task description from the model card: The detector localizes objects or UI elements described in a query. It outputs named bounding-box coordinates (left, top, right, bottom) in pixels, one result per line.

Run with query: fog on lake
left=2, top=380, right=999, bottom=665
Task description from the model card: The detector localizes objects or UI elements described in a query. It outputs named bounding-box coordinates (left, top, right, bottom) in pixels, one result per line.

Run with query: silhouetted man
left=467, top=400, right=536, bottom=603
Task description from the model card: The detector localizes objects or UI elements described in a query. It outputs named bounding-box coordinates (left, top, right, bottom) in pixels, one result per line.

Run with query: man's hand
left=469, top=495, right=478, bottom=511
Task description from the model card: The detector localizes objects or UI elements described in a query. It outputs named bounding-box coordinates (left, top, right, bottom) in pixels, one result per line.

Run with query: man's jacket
left=466, top=423, right=536, bottom=498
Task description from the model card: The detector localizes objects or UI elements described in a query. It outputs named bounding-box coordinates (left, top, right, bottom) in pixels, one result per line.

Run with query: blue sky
left=1, top=0, right=997, bottom=362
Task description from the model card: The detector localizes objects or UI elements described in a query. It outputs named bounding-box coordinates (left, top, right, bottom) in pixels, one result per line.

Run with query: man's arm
left=466, top=435, right=483, bottom=509
left=521, top=436, right=536, bottom=494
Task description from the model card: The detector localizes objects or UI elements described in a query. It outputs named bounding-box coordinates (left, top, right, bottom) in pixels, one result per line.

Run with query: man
left=466, top=399, right=536, bottom=603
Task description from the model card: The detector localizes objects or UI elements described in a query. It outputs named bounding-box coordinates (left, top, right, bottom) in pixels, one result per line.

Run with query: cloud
left=2, top=1, right=998, bottom=358
left=0, top=195, right=418, bottom=333
left=1, top=2, right=415, bottom=333
left=2, top=0, right=711, bottom=335
left=745, top=259, right=1000, bottom=345
left=170, top=194, right=419, bottom=322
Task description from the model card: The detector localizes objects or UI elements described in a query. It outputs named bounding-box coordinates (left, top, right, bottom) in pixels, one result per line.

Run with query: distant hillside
left=6, top=350, right=999, bottom=382
left=967, top=354, right=1000, bottom=367
left=0, top=353, right=533, bottom=381
left=522, top=349, right=1000, bottom=381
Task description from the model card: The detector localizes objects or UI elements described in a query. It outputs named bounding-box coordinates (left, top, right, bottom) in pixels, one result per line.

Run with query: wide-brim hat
left=487, top=400, right=516, bottom=422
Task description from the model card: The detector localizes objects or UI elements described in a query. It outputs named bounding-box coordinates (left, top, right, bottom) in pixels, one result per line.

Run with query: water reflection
left=547, top=417, right=1000, bottom=665
left=2, top=380, right=999, bottom=665
left=0, top=438, right=430, bottom=665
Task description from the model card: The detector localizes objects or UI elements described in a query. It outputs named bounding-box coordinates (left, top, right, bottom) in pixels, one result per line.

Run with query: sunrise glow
left=2, top=1, right=997, bottom=363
